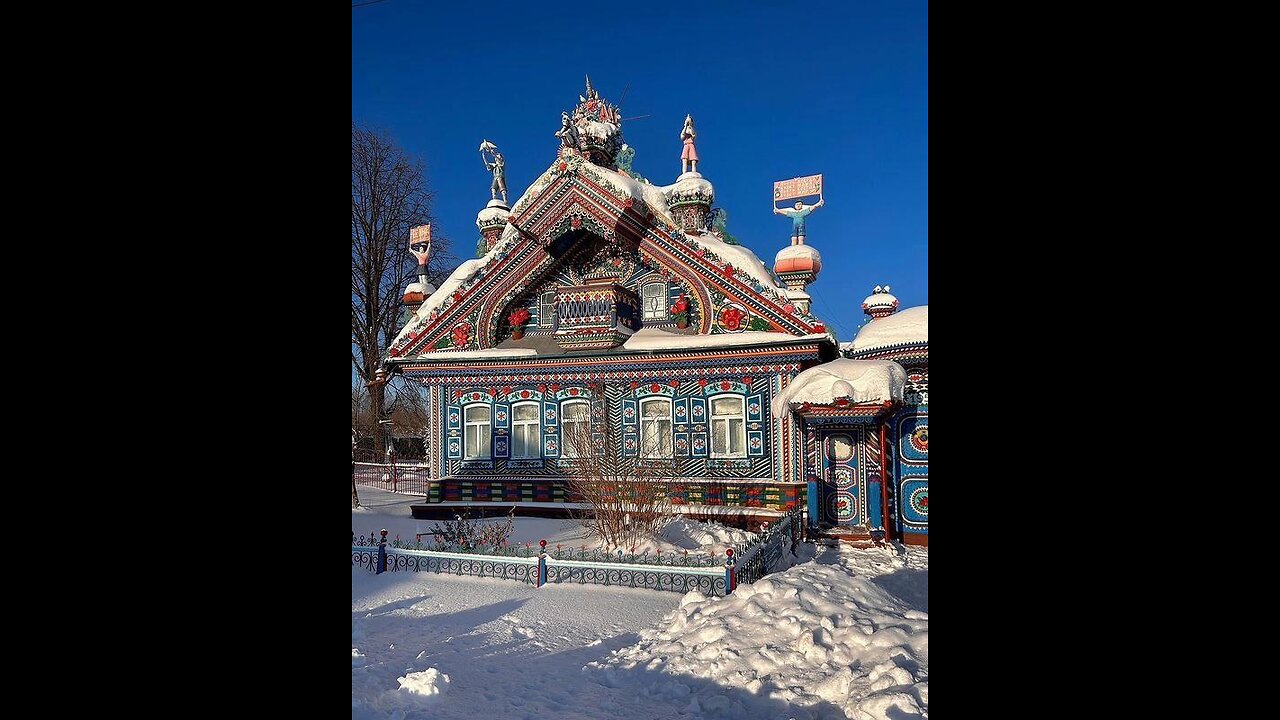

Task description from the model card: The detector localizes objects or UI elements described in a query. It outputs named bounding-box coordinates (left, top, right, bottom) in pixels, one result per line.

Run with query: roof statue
left=479, top=140, right=507, bottom=204
left=680, top=114, right=699, bottom=174
left=555, top=111, right=579, bottom=151
left=772, top=174, right=824, bottom=246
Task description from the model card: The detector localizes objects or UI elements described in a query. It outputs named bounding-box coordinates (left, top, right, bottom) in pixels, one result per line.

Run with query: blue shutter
left=493, top=402, right=509, bottom=458
left=674, top=397, right=690, bottom=426
left=622, top=398, right=638, bottom=457
left=446, top=402, right=462, bottom=459
left=543, top=400, right=559, bottom=457
left=690, top=397, right=708, bottom=457
left=746, top=392, right=764, bottom=457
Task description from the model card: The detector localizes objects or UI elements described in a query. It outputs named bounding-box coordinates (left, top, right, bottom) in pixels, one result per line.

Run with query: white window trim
left=639, top=396, right=673, bottom=459
left=511, top=401, right=541, bottom=459
left=560, top=399, right=591, bottom=459
left=641, top=282, right=667, bottom=320
left=463, top=403, right=491, bottom=460
left=709, top=393, right=747, bottom=459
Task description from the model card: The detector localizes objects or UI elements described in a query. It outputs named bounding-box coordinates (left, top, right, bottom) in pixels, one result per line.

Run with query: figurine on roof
left=479, top=140, right=508, bottom=204
left=555, top=111, right=579, bottom=151
left=680, top=114, right=699, bottom=174
left=774, top=197, right=824, bottom=245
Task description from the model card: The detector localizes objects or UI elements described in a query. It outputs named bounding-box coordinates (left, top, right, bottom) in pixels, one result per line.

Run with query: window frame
left=639, top=396, right=674, bottom=459
left=560, top=399, right=591, bottom=459
left=641, top=282, right=667, bottom=321
left=510, top=401, right=541, bottom=459
left=463, top=403, right=491, bottom=460
left=709, top=393, right=747, bottom=459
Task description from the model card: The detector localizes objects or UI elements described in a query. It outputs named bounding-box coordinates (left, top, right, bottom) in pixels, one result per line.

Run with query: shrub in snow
left=421, top=508, right=515, bottom=550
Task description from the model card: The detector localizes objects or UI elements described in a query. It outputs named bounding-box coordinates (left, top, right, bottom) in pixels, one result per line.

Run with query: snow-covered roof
left=411, top=348, right=538, bottom=361
left=847, top=306, right=928, bottom=354
left=624, top=327, right=831, bottom=352
left=771, top=359, right=905, bottom=419
left=403, top=281, right=435, bottom=295
left=664, top=171, right=714, bottom=203
left=475, top=201, right=508, bottom=228
left=581, top=120, right=617, bottom=139
left=774, top=244, right=821, bottom=264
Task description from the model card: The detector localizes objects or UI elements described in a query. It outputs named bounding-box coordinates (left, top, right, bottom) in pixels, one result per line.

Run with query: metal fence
left=353, top=531, right=732, bottom=595
left=353, top=461, right=431, bottom=496
left=732, top=506, right=804, bottom=585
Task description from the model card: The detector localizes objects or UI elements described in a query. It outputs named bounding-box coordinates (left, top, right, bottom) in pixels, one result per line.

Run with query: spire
left=584, top=75, right=597, bottom=101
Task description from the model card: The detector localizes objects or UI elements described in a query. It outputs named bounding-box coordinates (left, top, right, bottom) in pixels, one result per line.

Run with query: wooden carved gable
left=391, top=156, right=823, bottom=358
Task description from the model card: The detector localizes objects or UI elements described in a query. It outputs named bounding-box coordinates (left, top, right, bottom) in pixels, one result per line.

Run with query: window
left=642, top=282, right=667, bottom=321
left=510, top=402, right=540, bottom=458
left=639, top=397, right=673, bottom=458
left=561, top=400, right=591, bottom=458
left=464, top=405, right=491, bottom=459
left=540, top=291, right=556, bottom=328
left=710, top=395, right=746, bottom=458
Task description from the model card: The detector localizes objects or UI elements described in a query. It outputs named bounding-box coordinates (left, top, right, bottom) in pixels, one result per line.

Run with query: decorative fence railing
left=353, top=461, right=431, bottom=496
left=352, top=531, right=759, bottom=596
left=732, top=506, right=804, bottom=585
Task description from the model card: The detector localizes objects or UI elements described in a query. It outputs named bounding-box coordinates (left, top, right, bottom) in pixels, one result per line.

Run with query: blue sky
left=353, top=0, right=927, bottom=343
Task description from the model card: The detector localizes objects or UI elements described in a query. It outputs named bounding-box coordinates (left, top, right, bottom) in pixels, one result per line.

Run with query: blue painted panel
left=747, top=393, right=763, bottom=423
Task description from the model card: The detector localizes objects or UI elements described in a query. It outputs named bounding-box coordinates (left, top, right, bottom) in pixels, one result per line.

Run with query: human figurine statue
left=487, top=152, right=507, bottom=203
left=680, top=114, right=698, bottom=174
left=774, top=198, right=824, bottom=245
left=479, top=140, right=508, bottom=204
left=555, top=111, right=579, bottom=151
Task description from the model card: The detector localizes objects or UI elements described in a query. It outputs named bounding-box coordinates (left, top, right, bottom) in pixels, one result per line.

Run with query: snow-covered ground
left=353, top=488, right=928, bottom=719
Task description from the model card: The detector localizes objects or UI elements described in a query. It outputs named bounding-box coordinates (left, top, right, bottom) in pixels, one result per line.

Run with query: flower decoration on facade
left=720, top=306, right=745, bottom=332
left=670, top=293, right=690, bottom=328
left=509, top=307, right=532, bottom=339
left=452, top=322, right=473, bottom=348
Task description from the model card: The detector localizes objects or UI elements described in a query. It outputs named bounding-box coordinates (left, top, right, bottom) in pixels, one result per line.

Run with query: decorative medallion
left=828, top=491, right=857, bottom=523
left=833, top=467, right=855, bottom=489
left=909, top=426, right=929, bottom=453
left=909, top=487, right=928, bottom=516
left=451, top=321, right=473, bottom=349
left=718, top=302, right=749, bottom=333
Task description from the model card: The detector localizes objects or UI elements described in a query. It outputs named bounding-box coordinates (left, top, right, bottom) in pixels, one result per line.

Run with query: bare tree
left=352, top=122, right=453, bottom=463
left=561, top=418, right=677, bottom=551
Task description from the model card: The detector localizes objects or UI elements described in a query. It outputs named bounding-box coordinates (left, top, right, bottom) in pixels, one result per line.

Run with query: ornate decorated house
left=383, top=80, right=926, bottom=544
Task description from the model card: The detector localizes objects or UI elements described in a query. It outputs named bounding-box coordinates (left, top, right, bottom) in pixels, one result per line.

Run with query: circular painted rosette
left=716, top=302, right=750, bottom=333
left=910, top=426, right=929, bottom=453
left=909, top=487, right=928, bottom=516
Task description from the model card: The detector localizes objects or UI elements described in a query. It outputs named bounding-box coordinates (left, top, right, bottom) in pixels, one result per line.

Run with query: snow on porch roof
left=771, top=358, right=905, bottom=419
left=844, top=306, right=928, bottom=355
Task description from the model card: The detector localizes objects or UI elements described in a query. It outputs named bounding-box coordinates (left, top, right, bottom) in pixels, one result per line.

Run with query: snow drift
left=585, top=547, right=929, bottom=719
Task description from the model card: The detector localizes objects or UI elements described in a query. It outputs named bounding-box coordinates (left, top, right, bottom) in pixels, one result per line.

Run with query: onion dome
left=862, top=285, right=900, bottom=319
left=666, top=171, right=715, bottom=232
left=476, top=198, right=510, bottom=232
left=476, top=198, right=510, bottom=254
left=773, top=243, right=822, bottom=277
left=402, top=281, right=436, bottom=305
